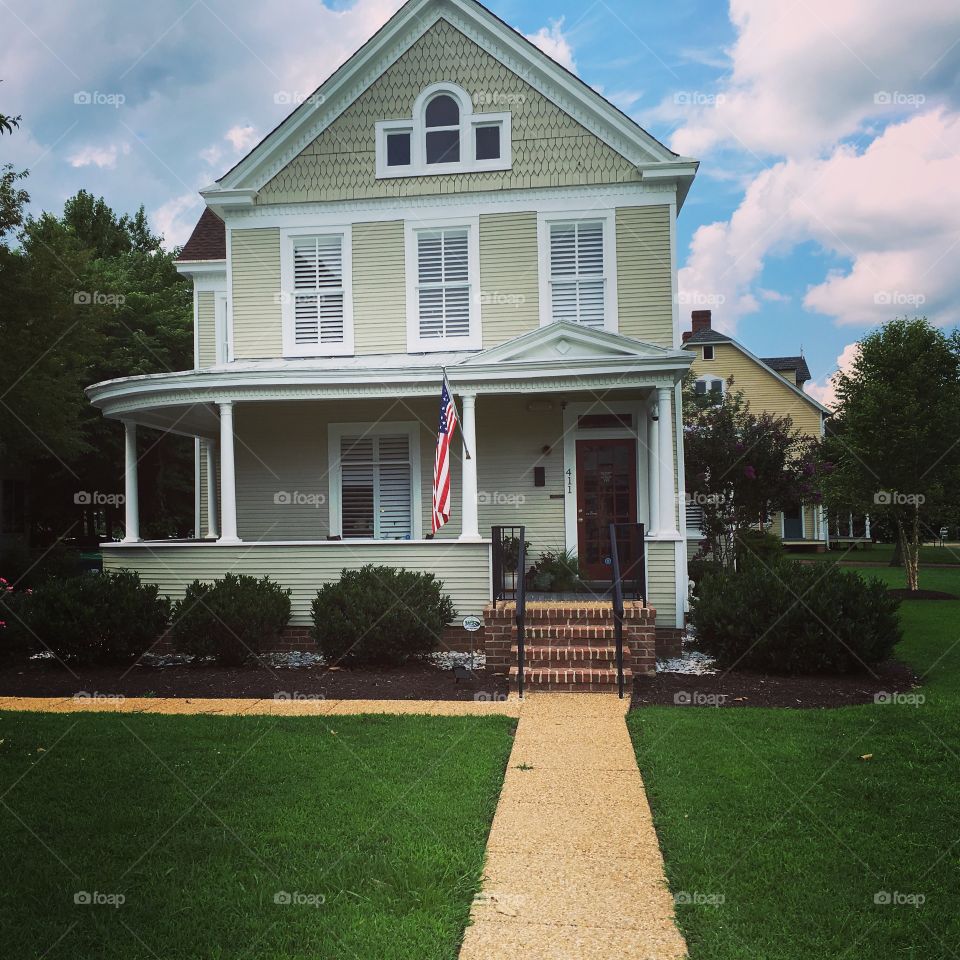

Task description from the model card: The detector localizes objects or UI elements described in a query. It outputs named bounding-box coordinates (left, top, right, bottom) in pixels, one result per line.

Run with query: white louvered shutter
left=339, top=434, right=412, bottom=539
left=293, top=235, right=344, bottom=346
left=549, top=221, right=605, bottom=327
left=417, top=229, right=471, bottom=340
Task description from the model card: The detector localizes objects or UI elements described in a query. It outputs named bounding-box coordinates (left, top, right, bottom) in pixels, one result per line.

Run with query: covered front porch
left=88, top=323, right=692, bottom=629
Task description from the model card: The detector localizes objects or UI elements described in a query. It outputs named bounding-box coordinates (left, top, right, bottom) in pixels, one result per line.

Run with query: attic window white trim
left=375, top=82, right=512, bottom=179
left=279, top=225, right=354, bottom=358
left=694, top=375, right=725, bottom=399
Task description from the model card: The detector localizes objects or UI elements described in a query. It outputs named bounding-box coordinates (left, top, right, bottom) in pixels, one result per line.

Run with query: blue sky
left=3, top=0, right=959, bottom=403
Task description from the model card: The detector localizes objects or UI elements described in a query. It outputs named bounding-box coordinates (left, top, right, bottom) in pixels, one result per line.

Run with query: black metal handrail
left=515, top=531, right=527, bottom=699
left=608, top=522, right=647, bottom=699
left=608, top=523, right=626, bottom=699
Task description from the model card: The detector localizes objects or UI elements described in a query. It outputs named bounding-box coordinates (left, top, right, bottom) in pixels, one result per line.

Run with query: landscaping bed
left=633, top=659, right=919, bottom=710
left=0, top=656, right=505, bottom=701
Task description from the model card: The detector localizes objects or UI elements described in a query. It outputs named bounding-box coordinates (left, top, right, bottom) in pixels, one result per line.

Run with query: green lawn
left=629, top=566, right=960, bottom=959
left=801, top=542, right=960, bottom=565
left=0, top=711, right=514, bottom=959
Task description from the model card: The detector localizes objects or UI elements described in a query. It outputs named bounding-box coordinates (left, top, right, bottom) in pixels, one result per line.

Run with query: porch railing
left=492, top=525, right=527, bottom=698
left=609, top=521, right=646, bottom=700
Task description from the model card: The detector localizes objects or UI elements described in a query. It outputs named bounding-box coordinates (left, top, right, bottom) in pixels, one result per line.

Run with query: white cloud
left=807, top=342, right=860, bottom=408
left=151, top=192, right=202, bottom=251
left=679, top=110, right=960, bottom=333
left=224, top=124, right=258, bottom=153
left=67, top=142, right=130, bottom=169
left=662, top=0, right=960, bottom=158
left=525, top=19, right=577, bottom=73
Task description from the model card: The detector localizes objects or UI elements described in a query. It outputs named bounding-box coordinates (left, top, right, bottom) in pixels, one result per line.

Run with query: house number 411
left=566, top=467, right=572, bottom=493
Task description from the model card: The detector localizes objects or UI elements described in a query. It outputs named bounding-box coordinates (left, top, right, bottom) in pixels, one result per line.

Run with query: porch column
left=218, top=401, right=241, bottom=544
left=122, top=421, right=140, bottom=543
left=646, top=402, right=659, bottom=535
left=865, top=513, right=872, bottom=539
left=459, top=393, right=481, bottom=541
left=657, top=386, right=678, bottom=535
left=203, top=438, right=219, bottom=540
left=848, top=512, right=854, bottom=538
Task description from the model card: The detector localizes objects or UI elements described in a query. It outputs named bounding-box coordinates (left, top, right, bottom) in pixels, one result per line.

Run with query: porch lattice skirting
left=484, top=600, right=656, bottom=692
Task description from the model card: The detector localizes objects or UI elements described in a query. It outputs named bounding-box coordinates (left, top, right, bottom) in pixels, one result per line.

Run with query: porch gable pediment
left=456, top=321, right=682, bottom=368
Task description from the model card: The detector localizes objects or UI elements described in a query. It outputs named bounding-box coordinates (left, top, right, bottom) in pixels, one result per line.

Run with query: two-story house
left=681, top=309, right=833, bottom=554
left=86, top=0, right=699, bottom=655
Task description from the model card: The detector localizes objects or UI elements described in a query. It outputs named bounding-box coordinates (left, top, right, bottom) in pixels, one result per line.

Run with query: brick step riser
left=509, top=668, right=632, bottom=683
left=522, top=660, right=623, bottom=671
left=522, top=628, right=618, bottom=641
left=509, top=679, right=623, bottom=693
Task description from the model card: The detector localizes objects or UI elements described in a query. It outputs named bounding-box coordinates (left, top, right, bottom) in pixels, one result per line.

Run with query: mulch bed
left=0, top=660, right=507, bottom=702
left=887, top=588, right=958, bottom=600
left=631, top=659, right=920, bottom=710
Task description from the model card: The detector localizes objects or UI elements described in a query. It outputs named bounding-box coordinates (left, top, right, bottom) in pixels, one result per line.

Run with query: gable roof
left=202, top=0, right=697, bottom=209
left=177, top=208, right=225, bottom=262
left=761, top=355, right=812, bottom=384
left=682, top=330, right=828, bottom=415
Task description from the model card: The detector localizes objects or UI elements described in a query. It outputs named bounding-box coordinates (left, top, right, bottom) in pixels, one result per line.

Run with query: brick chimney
left=682, top=309, right=712, bottom=342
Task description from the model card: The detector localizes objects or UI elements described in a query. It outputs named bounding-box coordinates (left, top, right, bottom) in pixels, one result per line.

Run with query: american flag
left=432, top=378, right=458, bottom=534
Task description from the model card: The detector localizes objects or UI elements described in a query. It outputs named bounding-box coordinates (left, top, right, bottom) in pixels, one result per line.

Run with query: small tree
left=684, top=381, right=827, bottom=569
left=827, top=318, right=960, bottom=590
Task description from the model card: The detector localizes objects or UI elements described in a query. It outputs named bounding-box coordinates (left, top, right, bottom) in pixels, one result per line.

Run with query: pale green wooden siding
left=259, top=19, right=640, bottom=204
left=646, top=539, right=677, bottom=628
left=616, top=206, right=673, bottom=347
left=103, top=541, right=491, bottom=624
left=231, top=228, right=282, bottom=359
left=197, top=291, right=216, bottom=367
left=353, top=220, right=406, bottom=354
left=474, top=397, right=565, bottom=554
left=479, top=212, right=539, bottom=346
left=230, top=398, right=563, bottom=553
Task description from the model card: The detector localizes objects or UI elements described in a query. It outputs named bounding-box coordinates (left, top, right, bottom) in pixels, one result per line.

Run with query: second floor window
left=548, top=220, right=606, bottom=328
left=280, top=228, right=353, bottom=357
left=406, top=219, right=481, bottom=351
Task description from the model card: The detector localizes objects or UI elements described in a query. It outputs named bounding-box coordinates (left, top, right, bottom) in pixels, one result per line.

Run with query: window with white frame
left=329, top=423, right=421, bottom=540
left=280, top=228, right=353, bottom=357
left=702, top=344, right=715, bottom=361
left=375, top=83, right=512, bottom=178
left=548, top=220, right=607, bottom=328
left=538, top=212, right=617, bottom=332
left=406, top=219, right=480, bottom=351
left=694, top=376, right=724, bottom=400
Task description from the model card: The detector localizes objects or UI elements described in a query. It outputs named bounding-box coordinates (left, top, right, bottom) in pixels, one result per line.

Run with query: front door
left=783, top=503, right=804, bottom=540
left=576, top=438, right=638, bottom=580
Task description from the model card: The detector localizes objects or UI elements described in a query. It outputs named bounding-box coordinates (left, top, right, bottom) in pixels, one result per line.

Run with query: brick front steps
left=485, top=599, right=656, bottom=693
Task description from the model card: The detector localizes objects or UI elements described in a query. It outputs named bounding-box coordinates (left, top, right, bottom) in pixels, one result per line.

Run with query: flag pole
left=441, top=366, right=472, bottom=461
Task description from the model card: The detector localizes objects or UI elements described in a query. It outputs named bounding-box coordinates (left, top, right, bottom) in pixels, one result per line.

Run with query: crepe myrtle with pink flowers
left=684, top=383, right=831, bottom=569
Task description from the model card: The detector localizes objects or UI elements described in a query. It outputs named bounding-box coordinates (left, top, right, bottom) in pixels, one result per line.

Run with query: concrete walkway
left=459, top=693, right=686, bottom=960
left=0, top=692, right=684, bottom=957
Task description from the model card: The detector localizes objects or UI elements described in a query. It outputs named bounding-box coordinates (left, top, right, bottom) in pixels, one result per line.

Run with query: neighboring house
left=681, top=309, right=832, bottom=554
left=86, top=0, right=699, bottom=648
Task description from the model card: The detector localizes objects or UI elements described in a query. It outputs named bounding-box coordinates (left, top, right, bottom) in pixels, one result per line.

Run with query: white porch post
left=218, top=401, right=240, bottom=543
left=848, top=512, right=854, bottom=538
left=865, top=513, right=872, bottom=539
left=204, top=438, right=219, bottom=540
left=459, top=393, right=481, bottom=541
left=657, top=386, right=678, bottom=535
left=646, top=401, right=659, bottom=535
left=122, top=421, right=140, bottom=543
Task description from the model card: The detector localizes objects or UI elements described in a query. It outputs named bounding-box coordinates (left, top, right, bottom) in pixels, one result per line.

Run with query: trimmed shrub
left=0, top=583, right=35, bottom=665
left=735, top=528, right=785, bottom=568
left=4, top=571, right=170, bottom=666
left=311, top=565, right=455, bottom=667
left=691, top=558, right=901, bottom=674
left=170, top=574, right=291, bottom=666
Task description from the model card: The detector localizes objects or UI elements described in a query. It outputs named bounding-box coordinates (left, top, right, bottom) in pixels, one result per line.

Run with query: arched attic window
left=375, top=82, right=512, bottom=178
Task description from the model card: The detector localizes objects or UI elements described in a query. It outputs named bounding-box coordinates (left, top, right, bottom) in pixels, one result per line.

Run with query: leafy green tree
left=684, top=381, right=828, bottom=569
left=826, top=318, right=960, bottom=590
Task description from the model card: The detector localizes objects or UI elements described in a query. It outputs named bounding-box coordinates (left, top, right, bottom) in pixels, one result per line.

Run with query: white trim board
left=206, top=0, right=695, bottom=200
